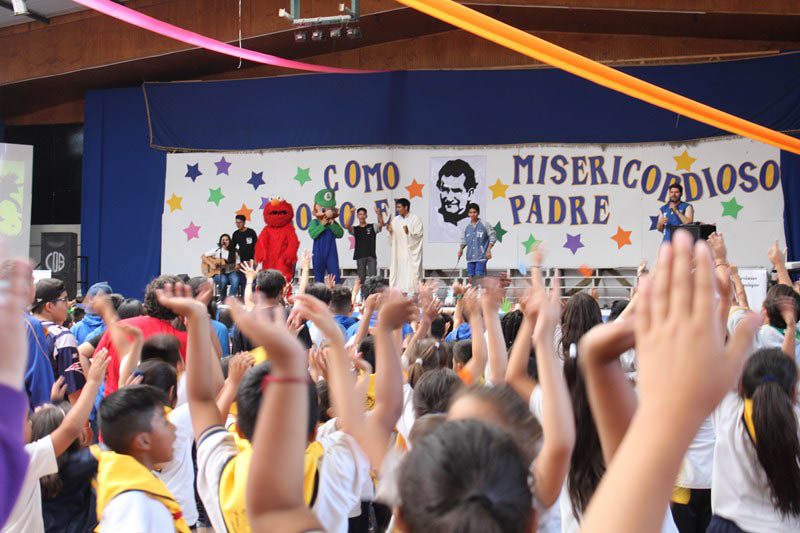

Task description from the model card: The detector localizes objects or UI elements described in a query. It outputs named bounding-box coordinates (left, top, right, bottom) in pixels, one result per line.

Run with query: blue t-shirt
left=660, top=202, right=690, bottom=242
left=445, top=322, right=472, bottom=342
left=344, top=312, right=413, bottom=341
left=211, top=319, right=230, bottom=356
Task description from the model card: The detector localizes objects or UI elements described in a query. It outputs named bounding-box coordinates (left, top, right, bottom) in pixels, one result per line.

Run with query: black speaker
left=41, top=232, right=78, bottom=298
left=668, top=223, right=717, bottom=242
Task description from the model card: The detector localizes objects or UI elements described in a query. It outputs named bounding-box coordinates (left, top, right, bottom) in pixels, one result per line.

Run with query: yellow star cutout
left=488, top=178, right=509, bottom=199
left=673, top=150, right=696, bottom=172
left=166, top=193, right=183, bottom=213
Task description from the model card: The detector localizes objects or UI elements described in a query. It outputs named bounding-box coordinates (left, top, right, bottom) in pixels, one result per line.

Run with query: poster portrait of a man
left=428, top=156, right=486, bottom=243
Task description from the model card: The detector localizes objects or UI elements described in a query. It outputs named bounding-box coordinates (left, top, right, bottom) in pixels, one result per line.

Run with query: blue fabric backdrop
left=84, top=53, right=800, bottom=297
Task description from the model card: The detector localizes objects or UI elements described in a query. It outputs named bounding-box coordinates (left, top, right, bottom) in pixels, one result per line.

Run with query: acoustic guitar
left=201, top=256, right=239, bottom=278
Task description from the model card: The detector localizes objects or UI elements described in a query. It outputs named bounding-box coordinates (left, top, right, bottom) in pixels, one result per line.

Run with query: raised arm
left=157, top=283, right=225, bottom=439
left=226, top=299, right=321, bottom=530
left=239, top=261, right=258, bottom=311
left=730, top=266, right=749, bottom=309
left=116, top=324, right=143, bottom=388
left=352, top=293, right=379, bottom=348
left=216, top=352, right=254, bottom=419
left=480, top=277, right=507, bottom=385
left=461, top=289, right=487, bottom=382
left=529, top=275, right=575, bottom=508
left=768, top=240, right=793, bottom=287
left=51, top=350, right=109, bottom=456
left=578, top=318, right=637, bottom=463
left=776, top=297, right=797, bottom=358
left=297, top=251, right=312, bottom=296
left=581, top=231, right=759, bottom=532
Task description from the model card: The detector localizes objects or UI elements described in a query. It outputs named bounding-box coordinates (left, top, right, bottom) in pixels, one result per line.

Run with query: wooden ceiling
left=1, top=0, right=799, bottom=124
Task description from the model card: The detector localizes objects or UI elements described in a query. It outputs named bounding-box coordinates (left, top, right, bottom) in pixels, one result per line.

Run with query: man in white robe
left=383, top=198, right=423, bottom=293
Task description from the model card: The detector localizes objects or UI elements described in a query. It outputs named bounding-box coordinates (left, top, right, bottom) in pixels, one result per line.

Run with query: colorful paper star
left=247, top=171, right=265, bottom=190
left=518, top=262, right=528, bottom=275
left=673, top=150, right=696, bottom=171
left=236, top=203, right=253, bottom=221
left=493, top=222, right=507, bottom=243
left=522, top=233, right=539, bottom=254
left=182, top=221, right=201, bottom=241
left=208, top=187, right=225, bottom=206
left=563, top=233, right=584, bottom=255
left=500, top=298, right=513, bottom=314
left=579, top=265, right=594, bottom=278
left=348, top=236, right=356, bottom=250
left=611, top=226, right=632, bottom=249
left=649, top=215, right=660, bottom=231
left=185, top=163, right=202, bottom=182
left=405, top=179, right=424, bottom=199
left=166, top=193, right=183, bottom=213
left=294, top=167, right=312, bottom=186
left=259, top=197, right=270, bottom=210
left=488, top=178, right=509, bottom=199
left=721, top=197, right=744, bottom=219
left=215, top=157, right=232, bottom=175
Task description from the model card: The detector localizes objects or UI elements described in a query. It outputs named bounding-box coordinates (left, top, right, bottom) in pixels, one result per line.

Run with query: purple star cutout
left=259, top=197, right=270, bottom=210
left=185, top=163, right=202, bottom=182
left=563, top=233, right=584, bottom=255
left=183, top=221, right=201, bottom=241
left=247, top=171, right=265, bottom=190
left=649, top=215, right=660, bottom=231
left=214, top=157, right=232, bottom=175
left=348, top=236, right=356, bottom=250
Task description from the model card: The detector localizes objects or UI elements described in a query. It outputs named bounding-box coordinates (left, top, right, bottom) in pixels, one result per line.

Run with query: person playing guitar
left=201, top=233, right=241, bottom=299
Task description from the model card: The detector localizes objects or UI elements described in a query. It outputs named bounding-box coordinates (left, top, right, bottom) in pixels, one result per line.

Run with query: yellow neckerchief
left=218, top=438, right=325, bottom=533
left=250, top=346, right=268, bottom=364
left=670, top=486, right=691, bottom=505
left=743, top=398, right=757, bottom=444
left=219, top=439, right=253, bottom=532
left=90, top=445, right=189, bottom=533
left=365, top=373, right=376, bottom=410
left=395, top=432, right=408, bottom=452
left=303, top=441, right=325, bottom=506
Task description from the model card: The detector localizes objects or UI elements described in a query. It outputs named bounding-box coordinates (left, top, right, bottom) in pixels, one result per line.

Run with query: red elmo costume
left=254, top=198, right=299, bottom=283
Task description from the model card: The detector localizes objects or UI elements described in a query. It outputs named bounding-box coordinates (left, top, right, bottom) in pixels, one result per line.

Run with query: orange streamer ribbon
left=396, top=0, right=800, bottom=155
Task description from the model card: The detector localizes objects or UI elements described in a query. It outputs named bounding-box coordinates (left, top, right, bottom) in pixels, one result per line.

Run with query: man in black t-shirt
left=346, top=207, right=383, bottom=283
left=230, top=215, right=258, bottom=297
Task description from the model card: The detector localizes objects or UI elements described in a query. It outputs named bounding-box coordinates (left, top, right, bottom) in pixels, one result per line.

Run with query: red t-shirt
left=94, top=315, right=188, bottom=396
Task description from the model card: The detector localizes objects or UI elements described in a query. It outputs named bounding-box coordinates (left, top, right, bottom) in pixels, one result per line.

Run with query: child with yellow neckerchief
left=157, top=283, right=368, bottom=533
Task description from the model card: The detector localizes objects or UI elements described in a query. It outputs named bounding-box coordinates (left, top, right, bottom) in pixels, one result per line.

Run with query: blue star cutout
left=185, top=163, right=202, bottom=182
left=649, top=215, right=660, bottom=231
left=259, top=197, right=269, bottom=210
left=247, top=171, right=265, bottom=190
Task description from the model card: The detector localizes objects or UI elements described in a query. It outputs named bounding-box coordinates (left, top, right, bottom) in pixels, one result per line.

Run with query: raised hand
left=87, top=348, right=110, bottom=384
left=227, top=351, right=255, bottom=387
left=479, top=276, right=505, bottom=312
left=777, top=296, right=798, bottom=327
left=768, top=240, right=786, bottom=266
left=324, top=273, right=336, bottom=289
left=293, top=294, right=344, bottom=345
left=50, top=376, right=67, bottom=403
left=239, top=260, right=257, bottom=283
left=226, top=297, right=306, bottom=375
left=461, top=287, right=481, bottom=321
left=707, top=232, right=728, bottom=265
left=377, top=290, right=417, bottom=331
left=301, top=250, right=312, bottom=269
left=635, top=231, right=759, bottom=422
left=156, top=283, right=208, bottom=318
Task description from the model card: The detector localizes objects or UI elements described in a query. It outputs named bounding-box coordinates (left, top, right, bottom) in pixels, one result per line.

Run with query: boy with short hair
left=95, top=385, right=185, bottom=532
left=345, top=207, right=382, bottom=284
left=456, top=203, right=496, bottom=279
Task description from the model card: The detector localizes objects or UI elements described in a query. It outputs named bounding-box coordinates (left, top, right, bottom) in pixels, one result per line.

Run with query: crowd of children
left=1, top=229, right=799, bottom=532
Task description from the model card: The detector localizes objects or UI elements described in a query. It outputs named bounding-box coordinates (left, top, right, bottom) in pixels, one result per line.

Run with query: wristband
left=261, top=375, right=309, bottom=390
left=715, top=262, right=729, bottom=268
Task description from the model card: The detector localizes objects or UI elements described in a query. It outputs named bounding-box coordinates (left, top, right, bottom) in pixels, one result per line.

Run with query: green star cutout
left=293, top=167, right=312, bottom=186
left=500, top=298, right=513, bottom=314
left=493, top=221, right=507, bottom=243
left=522, top=233, right=539, bottom=254
left=721, top=197, right=744, bottom=219
left=208, top=187, right=225, bottom=206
